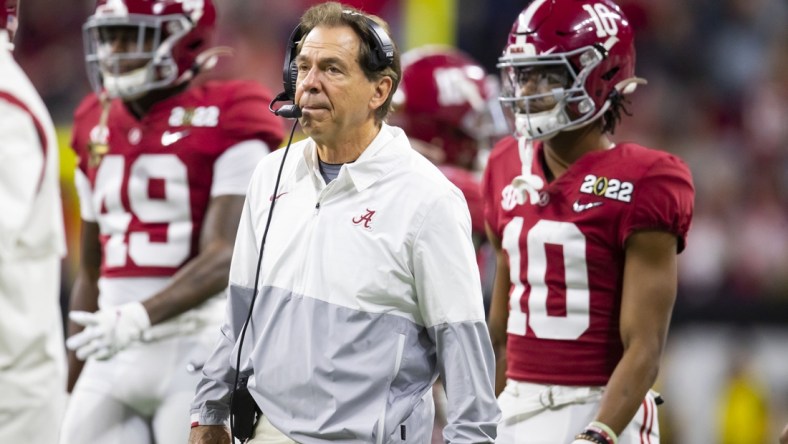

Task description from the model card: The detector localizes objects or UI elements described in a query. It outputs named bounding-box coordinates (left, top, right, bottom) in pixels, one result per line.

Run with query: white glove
left=66, top=302, right=151, bottom=361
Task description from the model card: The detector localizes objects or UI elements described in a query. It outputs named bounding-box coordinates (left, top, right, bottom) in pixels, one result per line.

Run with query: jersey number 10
left=503, top=217, right=591, bottom=340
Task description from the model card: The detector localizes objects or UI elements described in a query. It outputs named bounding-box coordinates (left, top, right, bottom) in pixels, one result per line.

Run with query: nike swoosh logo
left=269, top=192, right=289, bottom=202
left=573, top=200, right=603, bottom=213
left=161, top=130, right=190, bottom=147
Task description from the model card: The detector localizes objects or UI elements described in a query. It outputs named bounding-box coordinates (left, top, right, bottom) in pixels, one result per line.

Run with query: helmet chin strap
left=101, top=66, right=151, bottom=100
left=513, top=87, right=572, bottom=139
left=511, top=136, right=545, bottom=205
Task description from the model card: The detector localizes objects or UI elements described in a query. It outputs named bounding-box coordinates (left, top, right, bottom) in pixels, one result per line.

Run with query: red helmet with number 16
left=1, top=0, right=18, bottom=40
left=498, top=0, right=643, bottom=140
left=83, top=0, right=217, bottom=100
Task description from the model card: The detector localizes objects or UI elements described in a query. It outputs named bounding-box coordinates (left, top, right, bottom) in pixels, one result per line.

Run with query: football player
left=60, top=0, right=283, bottom=442
left=482, top=1, right=694, bottom=443
left=0, top=1, right=68, bottom=442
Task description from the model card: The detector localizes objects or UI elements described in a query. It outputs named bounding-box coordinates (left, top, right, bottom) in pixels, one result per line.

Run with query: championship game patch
left=579, top=174, right=634, bottom=202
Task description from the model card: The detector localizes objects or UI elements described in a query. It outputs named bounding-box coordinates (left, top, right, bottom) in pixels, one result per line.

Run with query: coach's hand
left=66, top=302, right=151, bottom=360
left=188, top=425, right=232, bottom=444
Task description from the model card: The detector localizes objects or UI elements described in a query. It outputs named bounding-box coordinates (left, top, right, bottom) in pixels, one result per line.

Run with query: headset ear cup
left=282, top=24, right=302, bottom=102
left=286, top=60, right=298, bottom=101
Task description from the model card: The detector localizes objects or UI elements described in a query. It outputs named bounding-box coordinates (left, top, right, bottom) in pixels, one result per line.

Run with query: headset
left=269, top=10, right=395, bottom=119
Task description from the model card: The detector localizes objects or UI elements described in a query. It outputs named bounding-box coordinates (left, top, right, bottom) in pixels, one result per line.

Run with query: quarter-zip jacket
left=192, top=124, right=500, bottom=443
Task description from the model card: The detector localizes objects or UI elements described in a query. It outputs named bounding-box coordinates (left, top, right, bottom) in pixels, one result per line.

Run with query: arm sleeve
left=0, top=102, right=44, bottom=255
left=412, top=190, right=501, bottom=443
left=619, top=155, right=695, bottom=253
left=190, top=186, right=260, bottom=425
left=210, top=140, right=269, bottom=197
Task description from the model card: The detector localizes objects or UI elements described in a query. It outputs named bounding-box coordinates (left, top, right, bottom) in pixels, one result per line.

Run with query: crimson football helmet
left=392, top=46, right=506, bottom=169
left=1, top=0, right=18, bottom=39
left=498, top=0, right=643, bottom=140
left=83, top=0, right=217, bottom=99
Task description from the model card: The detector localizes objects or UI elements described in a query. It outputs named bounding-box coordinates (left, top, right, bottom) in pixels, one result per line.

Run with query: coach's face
left=295, top=25, right=390, bottom=145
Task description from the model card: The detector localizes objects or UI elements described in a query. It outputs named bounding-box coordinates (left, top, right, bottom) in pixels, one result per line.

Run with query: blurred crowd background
left=11, top=0, right=787, bottom=442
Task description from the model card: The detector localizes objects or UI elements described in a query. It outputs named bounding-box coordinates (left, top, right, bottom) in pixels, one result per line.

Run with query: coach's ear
left=369, top=76, right=393, bottom=114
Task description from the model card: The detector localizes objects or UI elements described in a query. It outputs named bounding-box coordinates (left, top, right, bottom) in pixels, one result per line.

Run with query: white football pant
left=249, top=387, right=435, bottom=443
left=496, top=380, right=660, bottom=444
left=59, top=327, right=219, bottom=444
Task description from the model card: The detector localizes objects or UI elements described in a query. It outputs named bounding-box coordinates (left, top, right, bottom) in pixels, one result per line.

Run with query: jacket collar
left=295, top=123, right=410, bottom=192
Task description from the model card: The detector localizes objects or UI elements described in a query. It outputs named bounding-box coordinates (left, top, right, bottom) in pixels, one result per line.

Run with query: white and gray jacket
left=191, top=124, right=500, bottom=443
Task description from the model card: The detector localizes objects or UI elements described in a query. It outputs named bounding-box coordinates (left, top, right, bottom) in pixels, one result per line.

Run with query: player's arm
left=191, top=176, right=264, bottom=432
left=67, top=193, right=244, bottom=356
left=485, top=223, right=510, bottom=397
left=589, top=229, right=678, bottom=435
left=141, top=136, right=274, bottom=323
left=141, top=194, right=244, bottom=324
left=66, top=221, right=101, bottom=392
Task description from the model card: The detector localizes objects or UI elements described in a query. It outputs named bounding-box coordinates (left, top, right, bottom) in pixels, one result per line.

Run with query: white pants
left=0, top=255, right=66, bottom=444
left=59, top=327, right=219, bottom=444
left=248, top=389, right=435, bottom=443
left=249, top=416, right=297, bottom=444
left=496, top=380, right=660, bottom=444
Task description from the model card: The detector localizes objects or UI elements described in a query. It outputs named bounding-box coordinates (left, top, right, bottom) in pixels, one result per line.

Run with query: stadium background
left=11, top=0, right=788, bottom=442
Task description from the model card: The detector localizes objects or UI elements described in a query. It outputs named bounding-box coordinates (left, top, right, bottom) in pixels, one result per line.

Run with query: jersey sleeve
left=619, top=154, right=695, bottom=252
left=210, top=140, right=269, bottom=197
left=208, top=82, right=285, bottom=197
left=221, top=81, right=285, bottom=151
left=70, top=94, right=100, bottom=175
left=70, top=94, right=100, bottom=221
left=481, top=151, right=502, bottom=238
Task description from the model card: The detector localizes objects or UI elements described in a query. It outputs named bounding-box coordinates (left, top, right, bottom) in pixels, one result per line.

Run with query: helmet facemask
left=83, top=13, right=193, bottom=100
left=498, top=44, right=609, bottom=141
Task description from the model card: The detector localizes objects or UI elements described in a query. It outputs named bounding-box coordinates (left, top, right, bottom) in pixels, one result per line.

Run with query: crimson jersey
left=482, top=137, right=694, bottom=385
left=438, top=164, right=484, bottom=236
left=71, top=80, right=284, bottom=279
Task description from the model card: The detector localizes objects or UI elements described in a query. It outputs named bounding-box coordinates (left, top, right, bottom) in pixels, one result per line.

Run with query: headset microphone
left=276, top=105, right=302, bottom=119
left=269, top=92, right=302, bottom=119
